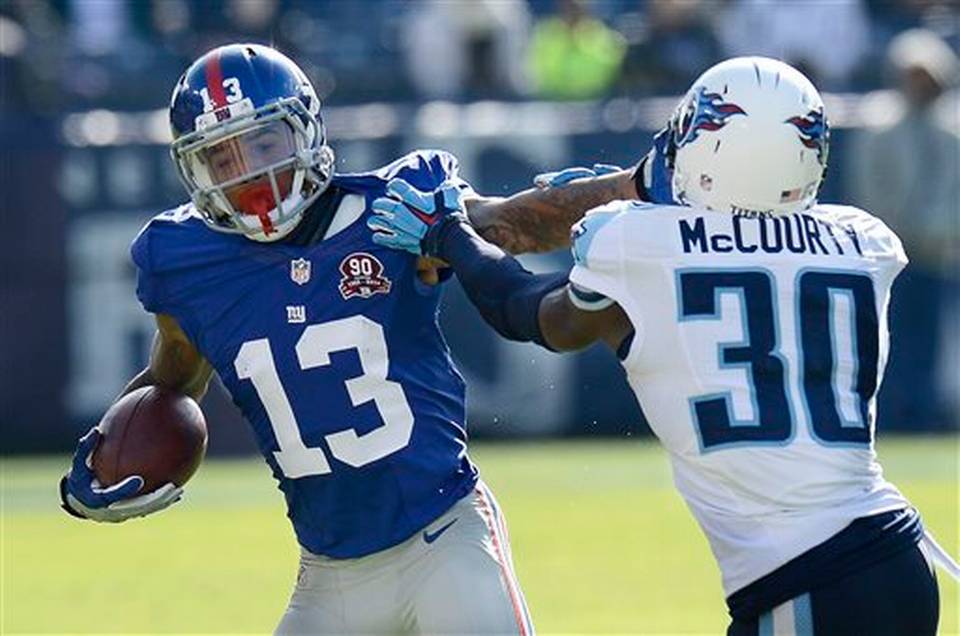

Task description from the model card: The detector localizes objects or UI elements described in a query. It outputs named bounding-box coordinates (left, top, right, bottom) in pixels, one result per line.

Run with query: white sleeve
left=866, top=210, right=909, bottom=284
left=568, top=282, right=616, bottom=311
left=888, top=227, right=909, bottom=278
left=567, top=203, right=650, bottom=359
left=567, top=205, right=627, bottom=308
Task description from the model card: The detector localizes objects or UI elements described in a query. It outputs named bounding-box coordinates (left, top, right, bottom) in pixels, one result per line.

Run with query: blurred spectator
left=857, top=0, right=959, bottom=88
left=528, top=0, right=626, bottom=100
left=849, top=29, right=960, bottom=430
left=60, top=0, right=187, bottom=110
left=866, top=0, right=960, bottom=49
left=194, top=0, right=284, bottom=50
left=716, top=0, right=871, bottom=89
left=618, top=0, right=722, bottom=95
left=1, top=0, right=66, bottom=113
left=401, top=0, right=530, bottom=100
left=69, top=0, right=131, bottom=57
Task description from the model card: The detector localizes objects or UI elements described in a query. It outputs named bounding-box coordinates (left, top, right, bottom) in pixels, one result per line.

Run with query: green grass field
left=2, top=437, right=957, bottom=635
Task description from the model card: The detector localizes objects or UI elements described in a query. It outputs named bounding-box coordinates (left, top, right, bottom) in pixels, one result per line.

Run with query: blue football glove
left=59, top=428, right=183, bottom=523
left=533, top=163, right=623, bottom=189
left=368, top=178, right=466, bottom=256
left=637, top=127, right=677, bottom=205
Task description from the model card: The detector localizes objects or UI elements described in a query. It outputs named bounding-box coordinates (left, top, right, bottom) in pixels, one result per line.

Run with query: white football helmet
left=669, top=57, right=830, bottom=215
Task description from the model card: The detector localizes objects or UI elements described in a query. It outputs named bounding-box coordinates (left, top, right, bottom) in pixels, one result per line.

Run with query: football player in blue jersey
left=368, top=57, right=957, bottom=635
left=57, top=43, right=643, bottom=634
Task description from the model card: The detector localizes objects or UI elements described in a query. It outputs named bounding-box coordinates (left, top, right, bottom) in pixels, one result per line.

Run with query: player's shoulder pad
left=155, top=203, right=201, bottom=224
left=818, top=203, right=907, bottom=262
left=130, top=203, right=205, bottom=275
left=817, top=203, right=889, bottom=233
left=376, top=149, right=464, bottom=186
left=570, top=200, right=648, bottom=268
left=334, top=149, right=470, bottom=197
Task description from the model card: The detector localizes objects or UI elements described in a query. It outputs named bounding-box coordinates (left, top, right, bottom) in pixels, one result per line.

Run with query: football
left=92, top=386, right=208, bottom=493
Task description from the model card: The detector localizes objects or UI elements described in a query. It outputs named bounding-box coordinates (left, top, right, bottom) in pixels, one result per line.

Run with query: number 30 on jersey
left=678, top=268, right=879, bottom=451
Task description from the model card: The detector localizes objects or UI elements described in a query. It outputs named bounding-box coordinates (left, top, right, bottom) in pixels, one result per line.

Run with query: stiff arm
left=464, top=170, right=637, bottom=254
left=419, top=216, right=633, bottom=357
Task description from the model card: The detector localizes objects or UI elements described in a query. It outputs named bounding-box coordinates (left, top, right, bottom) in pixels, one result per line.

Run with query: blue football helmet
left=169, top=44, right=335, bottom=241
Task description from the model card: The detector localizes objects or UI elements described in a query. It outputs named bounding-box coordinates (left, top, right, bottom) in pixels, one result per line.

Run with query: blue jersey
left=131, top=150, right=478, bottom=558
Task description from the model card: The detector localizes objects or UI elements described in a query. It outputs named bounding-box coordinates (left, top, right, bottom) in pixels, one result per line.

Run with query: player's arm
left=464, top=170, right=637, bottom=254
left=368, top=181, right=631, bottom=354
left=537, top=286, right=633, bottom=353
left=121, top=313, right=213, bottom=402
left=463, top=128, right=675, bottom=255
left=430, top=216, right=630, bottom=353
left=59, top=314, right=210, bottom=523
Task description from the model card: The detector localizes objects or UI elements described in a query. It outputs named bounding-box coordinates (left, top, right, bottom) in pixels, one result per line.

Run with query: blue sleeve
left=568, top=224, right=615, bottom=310
left=129, top=224, right=162, bottom=314
left=568, top=282, right=615, bottom=311
left=432, top=217, right=567, bottom=349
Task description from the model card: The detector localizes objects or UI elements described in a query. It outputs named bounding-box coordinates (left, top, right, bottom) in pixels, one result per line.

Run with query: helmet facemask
left=171, top=98, right=334, bottom=241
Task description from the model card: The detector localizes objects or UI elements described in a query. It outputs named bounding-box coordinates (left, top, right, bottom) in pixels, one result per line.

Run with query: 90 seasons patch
left=339, top=252, right=392, bottom=300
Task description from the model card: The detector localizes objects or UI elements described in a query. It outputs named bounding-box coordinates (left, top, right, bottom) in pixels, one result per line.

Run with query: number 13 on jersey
left=235, top=315, right=414, bottom=478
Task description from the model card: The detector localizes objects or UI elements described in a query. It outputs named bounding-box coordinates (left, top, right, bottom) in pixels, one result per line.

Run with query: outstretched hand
left=368, top=179, right=466, bottom=257
left=533, top=163, right=623, bottom=189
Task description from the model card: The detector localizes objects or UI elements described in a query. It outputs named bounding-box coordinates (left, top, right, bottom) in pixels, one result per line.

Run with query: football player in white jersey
left=368, top=57, right=948, bottom=635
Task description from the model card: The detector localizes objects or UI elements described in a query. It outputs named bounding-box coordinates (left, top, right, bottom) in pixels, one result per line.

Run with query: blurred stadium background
left=1, top=0, right=958, bottom=633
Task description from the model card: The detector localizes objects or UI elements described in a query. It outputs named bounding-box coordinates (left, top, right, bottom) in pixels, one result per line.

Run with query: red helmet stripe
left=204, top=51, right=228, bottom=108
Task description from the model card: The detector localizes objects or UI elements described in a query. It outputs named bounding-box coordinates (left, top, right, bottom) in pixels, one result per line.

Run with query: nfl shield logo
left=290, top=258, right=311, bottom=286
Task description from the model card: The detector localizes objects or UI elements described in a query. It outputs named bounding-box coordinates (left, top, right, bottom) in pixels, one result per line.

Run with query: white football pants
left=275, top=481, right=534, bottom=635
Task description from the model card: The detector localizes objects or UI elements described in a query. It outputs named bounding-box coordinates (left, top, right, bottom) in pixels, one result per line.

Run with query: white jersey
left=569, top=201, right=911, bottom=596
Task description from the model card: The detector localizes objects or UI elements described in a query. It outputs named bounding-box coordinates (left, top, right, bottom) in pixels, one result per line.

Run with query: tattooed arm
left=120, top=313, right=214, bottom=402
left=464, top=170, right=638, bottom=254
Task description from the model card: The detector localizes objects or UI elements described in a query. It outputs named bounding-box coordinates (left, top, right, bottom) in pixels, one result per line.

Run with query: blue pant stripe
left=758, top=610, right=774, bottom=636
left=793, top=593, right=813, bottom=635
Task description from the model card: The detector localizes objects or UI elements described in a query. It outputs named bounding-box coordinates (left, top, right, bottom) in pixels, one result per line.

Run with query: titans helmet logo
left=674, top=87, right=747, bottom=148
left=786, top=109, right=829, bottom=166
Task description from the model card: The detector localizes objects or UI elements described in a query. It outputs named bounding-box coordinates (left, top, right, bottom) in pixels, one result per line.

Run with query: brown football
left=92, top=386, right=207, bottom=492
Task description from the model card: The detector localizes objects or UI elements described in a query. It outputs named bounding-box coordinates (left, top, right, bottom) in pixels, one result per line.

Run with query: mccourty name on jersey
left=679, top=212, right=864, bottom=257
